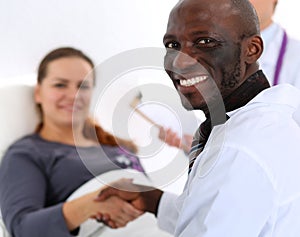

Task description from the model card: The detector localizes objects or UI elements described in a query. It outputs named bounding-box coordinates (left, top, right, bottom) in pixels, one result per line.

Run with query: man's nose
left=172, top=50, right=198, bottom=71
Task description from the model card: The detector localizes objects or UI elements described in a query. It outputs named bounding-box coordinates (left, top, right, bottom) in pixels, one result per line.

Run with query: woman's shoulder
left=4, top=133, right=52, bottom=161
left=8, top=133, right=42, bottom=150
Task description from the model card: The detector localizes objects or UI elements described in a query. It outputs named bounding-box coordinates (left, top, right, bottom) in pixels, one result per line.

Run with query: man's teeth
left=180, top=76, right=208, bottom=87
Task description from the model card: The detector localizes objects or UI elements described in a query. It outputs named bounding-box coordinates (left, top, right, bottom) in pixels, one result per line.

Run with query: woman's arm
left=62, top=189, right=143, bottom=230
left=0, top=147, right=143, bottom=237
left=158, top=127, right=192, bottom=153
left=0, top=147, right=68, bottom=237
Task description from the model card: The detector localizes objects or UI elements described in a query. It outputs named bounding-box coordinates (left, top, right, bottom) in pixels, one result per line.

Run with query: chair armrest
left=0, top=217, right=10, bottom=237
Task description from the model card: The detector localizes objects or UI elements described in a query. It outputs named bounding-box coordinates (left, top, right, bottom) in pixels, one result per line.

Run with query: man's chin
left=178, top=93, right=207, bottom=111
left=181, top=100, right=206, bottom=111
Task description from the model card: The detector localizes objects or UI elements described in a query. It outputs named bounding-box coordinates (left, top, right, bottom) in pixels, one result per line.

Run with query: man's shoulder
left=223, top=85, right=300, bottom=140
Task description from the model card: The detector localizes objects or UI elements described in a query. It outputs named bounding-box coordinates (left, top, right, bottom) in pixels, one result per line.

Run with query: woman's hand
left=159, top=127, right=192, bottom=153
left=94, top=178, right=163, bottom=228
left=93, top=195, right=143, bottom=228
left=62, top=188, right=143, bottom=231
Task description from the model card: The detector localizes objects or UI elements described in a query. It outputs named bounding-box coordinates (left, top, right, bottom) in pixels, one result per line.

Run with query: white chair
left=0, top=85, right=40, bottom=160
left=0, top=85, right=40, bottom=237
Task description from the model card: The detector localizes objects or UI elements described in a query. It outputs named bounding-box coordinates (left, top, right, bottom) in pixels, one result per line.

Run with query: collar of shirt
left=227, top=84, right=300, bottom=118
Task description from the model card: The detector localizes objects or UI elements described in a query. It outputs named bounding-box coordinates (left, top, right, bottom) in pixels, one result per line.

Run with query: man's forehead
left=173, top=0, right=233, bottom=12
left=166, top=0, right=238, bottom=33
left=169, top=0, right=235, bottom=24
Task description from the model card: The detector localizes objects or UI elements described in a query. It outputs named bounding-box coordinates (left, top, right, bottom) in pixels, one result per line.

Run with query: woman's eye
left=80, top=85, right=90, bottom=90
left=54, top=83, right=66, bottom=88
left=79, top=83, right=91, bottom=90
left=165, top=41, right=179, bottom=49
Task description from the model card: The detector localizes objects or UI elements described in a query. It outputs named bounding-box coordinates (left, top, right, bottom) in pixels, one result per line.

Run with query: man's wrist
left=141, top=189, right=163, bottom=215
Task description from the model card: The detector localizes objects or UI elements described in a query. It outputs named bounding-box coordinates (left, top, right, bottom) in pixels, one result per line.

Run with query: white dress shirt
left=260, top=22, right=300, bottom=88
left=157, top=84, right=300, bottom=237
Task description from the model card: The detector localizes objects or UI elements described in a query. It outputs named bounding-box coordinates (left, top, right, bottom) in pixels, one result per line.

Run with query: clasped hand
left=93, top=178, right=163, bottom=228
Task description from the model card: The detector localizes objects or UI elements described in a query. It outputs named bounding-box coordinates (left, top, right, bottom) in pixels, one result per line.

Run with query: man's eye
left=196, top=38, right=219, bottom=47
left=165, top=41, right=179, bottom=49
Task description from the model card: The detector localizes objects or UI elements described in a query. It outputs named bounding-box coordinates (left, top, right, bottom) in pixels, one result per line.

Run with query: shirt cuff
left=157, top=192, right=179, bottom=234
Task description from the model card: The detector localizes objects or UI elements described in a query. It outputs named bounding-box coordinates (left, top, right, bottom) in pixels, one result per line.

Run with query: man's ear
left=245, top=35, right=263, bottom=64
left=34, top=85, right=41, bottom=104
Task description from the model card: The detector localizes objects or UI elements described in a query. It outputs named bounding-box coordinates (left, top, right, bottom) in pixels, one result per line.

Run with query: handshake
left=92, top=179, right=163, bottom=229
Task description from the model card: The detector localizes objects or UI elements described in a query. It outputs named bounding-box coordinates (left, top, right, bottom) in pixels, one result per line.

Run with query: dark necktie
left=188, top=118, right=212, bottom=173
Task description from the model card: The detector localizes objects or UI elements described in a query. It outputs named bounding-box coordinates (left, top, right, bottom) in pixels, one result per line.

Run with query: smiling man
left=163, top=0, right=261, bottom=114
left=97, top=0, right=300, bottom=236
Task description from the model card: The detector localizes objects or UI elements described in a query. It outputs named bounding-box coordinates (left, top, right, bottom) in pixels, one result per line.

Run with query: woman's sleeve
left=0, top=146, right=71, bottom=237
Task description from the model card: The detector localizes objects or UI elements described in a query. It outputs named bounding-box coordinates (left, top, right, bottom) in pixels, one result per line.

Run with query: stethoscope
left=273, top=30, right=288, bottom=86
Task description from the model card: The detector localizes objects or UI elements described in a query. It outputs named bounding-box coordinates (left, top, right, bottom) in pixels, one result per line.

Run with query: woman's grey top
left=0, top=134, right=144, bottom=237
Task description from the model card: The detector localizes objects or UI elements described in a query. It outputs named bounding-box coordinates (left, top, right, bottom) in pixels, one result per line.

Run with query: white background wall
left=1, top=0, right=300, bottom=85
left=0, top=0, right=177, bottom=84
left=274, top=0, right=300, bottom=39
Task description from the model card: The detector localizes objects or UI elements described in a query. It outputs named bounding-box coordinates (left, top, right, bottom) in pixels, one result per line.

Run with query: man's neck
left=200, top=70, right=270, bottom=136
left=224, top=70, right=270, bottom=113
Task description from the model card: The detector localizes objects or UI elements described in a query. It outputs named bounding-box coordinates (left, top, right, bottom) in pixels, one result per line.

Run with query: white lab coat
left=157, top=84, right=300, bottom=237
left=260, top=22, right=300, bottom=88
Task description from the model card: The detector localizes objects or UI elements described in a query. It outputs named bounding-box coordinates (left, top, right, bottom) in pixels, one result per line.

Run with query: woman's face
left=35, top=56, right=94, bottom=129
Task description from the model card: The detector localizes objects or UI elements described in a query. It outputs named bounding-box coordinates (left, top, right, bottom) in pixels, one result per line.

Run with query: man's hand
left=92, top=196, right=143, bottom=229
left=94, top=179, right=163, bottom=227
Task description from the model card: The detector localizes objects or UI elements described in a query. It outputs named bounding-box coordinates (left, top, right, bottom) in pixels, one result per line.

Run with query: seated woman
left=0, top=47, right=144, bottom=237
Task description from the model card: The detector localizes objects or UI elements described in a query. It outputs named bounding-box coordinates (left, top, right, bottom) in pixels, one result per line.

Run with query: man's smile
left=179, top=75, right=209, bottom=87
